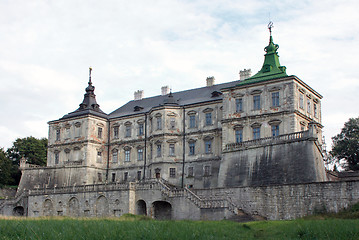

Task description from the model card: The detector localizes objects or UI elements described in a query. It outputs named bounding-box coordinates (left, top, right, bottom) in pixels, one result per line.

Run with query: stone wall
left=195, top=180, right=359, bottom=220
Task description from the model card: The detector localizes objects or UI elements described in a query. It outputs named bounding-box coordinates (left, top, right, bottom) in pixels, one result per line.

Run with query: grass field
left=0, top=215, right=358, bottom=240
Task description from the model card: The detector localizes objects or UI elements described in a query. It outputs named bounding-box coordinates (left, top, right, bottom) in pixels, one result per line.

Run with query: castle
left=1, top=26, right=358, bottom=220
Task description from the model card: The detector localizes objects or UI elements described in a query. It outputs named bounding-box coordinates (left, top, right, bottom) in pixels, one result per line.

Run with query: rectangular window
left=314, top=104, right=318, bottom=117
left=205, top=113, right=212, bottom=126
left=112, top=150, right=118, bottom=163
left=156, top=117, right=162, bottom=130
left=204, top=166, right=211, bottom=176
left=205, top=140, right=212, bottom=154
left=112, top=173, right=116, bottom=182
left=124, top=172, right=128, bottom=182
left=137, top=148, right=143, bottom=161
left=65, top=128, right=70, bottom=139
left=307, top=99, right=311, bottom=113
left=235, top=98, right=243, bottom=112
left=137, top=171, right=141, bottom=180
left=188, top=167, right=194, bottom=177
left=169, top=144, right=175, bottom=156
left=189, top=115, right=196, bottom=128
left=150, top=144, right=153, bottom=159
left=271, top=125, right=279, bottom=137
left=299, top=94, right=304, bottom=109
left=56, top=129, right=60, bottom=141
left=253, top=127, right=260, bottom=140
left=170, top=118, right=176, bottom=129
left=272, top=92, right=279, bottom=107
left=253, top=95, right=261, bottom=110
left=55, top=152, right=59, bottom=164
left=98, top=173, right=102, bottom=182
left=98, top=127, right=103, bottom=139
left=125, top=150, right=130, bottom=162
left=97, top=151, right=102, bottom=163
left=169, top=168, right=176, bottom=178
left=235, top=129, right=243, bottom=143
left=189, top=142, right=195, bottom=155
left=114, top=126, right=119, bottom=139
left=125, top=126, right=131, bottom=137
left=156, top=144, right=162, bottom=157
left=138, top=123, right=144, bottom=136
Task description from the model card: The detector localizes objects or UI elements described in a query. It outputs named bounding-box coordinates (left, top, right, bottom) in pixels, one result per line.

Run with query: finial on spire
left=268, top=21, right=274, bottom=36
left=89, top=67, right=92, bottom=85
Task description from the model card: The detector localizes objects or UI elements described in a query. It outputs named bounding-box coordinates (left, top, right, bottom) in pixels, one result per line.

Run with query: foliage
left=0, top=148, right=15, bottom=186
left=0, top=217, right=358, bottom=240
left=331, top=117, right=359, bottom=170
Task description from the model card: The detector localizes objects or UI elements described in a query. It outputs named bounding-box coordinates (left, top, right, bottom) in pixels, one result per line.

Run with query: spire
left=60, top=67, right=107, bottom=120
left=240, top=22, right=287, bottom=84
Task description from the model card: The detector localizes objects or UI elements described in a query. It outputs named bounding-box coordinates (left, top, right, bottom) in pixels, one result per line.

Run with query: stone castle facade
left=1, top=27, right=358, bottom=220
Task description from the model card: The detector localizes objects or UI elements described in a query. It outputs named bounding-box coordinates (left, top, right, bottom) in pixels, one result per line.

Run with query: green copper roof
left=237, top=24, right=287, bottom=86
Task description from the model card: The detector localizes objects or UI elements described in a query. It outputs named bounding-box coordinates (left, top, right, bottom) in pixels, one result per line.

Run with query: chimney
left=206, top=76, right=215, bottom=87
left=239, top=69, right=252, bottom=80
left=134, top=90, right=144, bottom=100
left=161, top=86, right=170, bottom=95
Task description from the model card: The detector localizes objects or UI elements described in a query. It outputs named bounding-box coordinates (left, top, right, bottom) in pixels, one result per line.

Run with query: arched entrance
left=136, top=200, right=147, bottom=215
left=95, top=195, right=109, bottom=217
left=43, top=199, right=54, bottom=216
left=68, top=197, right=80, bottom=217
left=152, top=201, right=172, bottom=220
left=13, top=206, right=25, bottom=216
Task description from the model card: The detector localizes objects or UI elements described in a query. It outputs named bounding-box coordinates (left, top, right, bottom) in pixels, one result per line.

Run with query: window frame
left=253, top=95, right=261, bottom=110
left=235, top=98, right=243, bottom=112
left=205, top=112, right=212, bottom=126
left=271, top=92, right=280, bottom=107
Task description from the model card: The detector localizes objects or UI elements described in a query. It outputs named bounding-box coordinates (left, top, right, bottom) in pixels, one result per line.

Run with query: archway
left=95, top=195, right=109, bottom=217
left=152, top=201, right=172, bottom=220
left=136, top=200, right=147, bottom=215
left=68, top=197, right=80, bottom=217
left=43, top=199, right=54, bottom=216
left=13, top=206, right=25, bottom=216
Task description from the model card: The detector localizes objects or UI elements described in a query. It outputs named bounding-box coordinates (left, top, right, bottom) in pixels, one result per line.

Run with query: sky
left=0, top=0, right=358, bottom=150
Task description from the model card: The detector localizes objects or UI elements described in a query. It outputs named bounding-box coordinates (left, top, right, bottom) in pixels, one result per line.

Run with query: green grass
left=0, top=216, right=358, bottom=240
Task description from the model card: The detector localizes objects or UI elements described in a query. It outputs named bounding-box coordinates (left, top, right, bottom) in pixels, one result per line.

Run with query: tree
left=6, top=137, right=48, bottom=185
left=331, top=117, right=359, bottom=171
left=0, top=148, right=14, bottom=186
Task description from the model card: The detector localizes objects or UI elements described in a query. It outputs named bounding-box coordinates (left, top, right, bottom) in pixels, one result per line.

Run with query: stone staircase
left=155, top=179, right=260, bottom=222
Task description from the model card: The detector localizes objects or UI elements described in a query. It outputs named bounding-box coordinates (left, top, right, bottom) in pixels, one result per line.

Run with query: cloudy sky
left=0, top=0, right=358, bottom=150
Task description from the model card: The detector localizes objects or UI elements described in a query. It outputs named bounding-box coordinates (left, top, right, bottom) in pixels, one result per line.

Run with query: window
left=204, top=166, right=211, bottom=176
left=299, top=94, right=304, bottom=109
left=112, top=173, right=116, bottom=182
left=137, top=148, right=143, bottom=161
left=150, top=144, right=153, bottom=159
left=235, top=129, right=243, bottom=143
left=188, top=167, right=194, bottom=177
left=307, top=99, right=311, bottom=113
left=271, top=125, right=279, bottom=137
left=97, top=151, right=102, bottom=163
left=56, top=129, right=60, bottom=141
left=98, top=127, right=103, bottom=139
left=125, top=150, right=130, bottom=162
left=189, top=115, right=196, bottom=128
left=205, top=140, right=212, bottom=153
left=170, top=118, right=176, bottom=129
left=253, top=127, right=260, bottom=140
left=205, top=113, right=212, bottom=126
left=55, top=152, right=59, bottom=164
left=156, top=117, right=162, bottom=130
left=272, top=92, right=279, bottom=107
left=189, top=142, right=195, bottom=155
left=124, top=172, right=128, bottom=182
left=125, top=126, right=131, bottom=137
left=75, top=123, right=81, bottom=138
left=156, top=144, right=162, bottom=157
left=169, top=168, right=176, bottom=178
left=314, top=104, right=318, bottom=118
left=138, top=123, right=144, bottom=136
left=253, top=95, right=261, bottom=110
left=112, top=149, right=118, bottom=163
left=114, top=126, right=119, bottom=139
left=169, top=144, right=175, bottom=156
left=65, top=127, right=70, bottom=139
left=98, top=173, right=102, bottom=182
left=235, top=98, right=243, bottom=112
left=137, top=171, right=142, bottom=180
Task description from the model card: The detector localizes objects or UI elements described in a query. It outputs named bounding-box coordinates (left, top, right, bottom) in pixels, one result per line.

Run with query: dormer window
left=211, top=91, right=222, bottom=97
left=134, top=106, right=143, bottom=112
